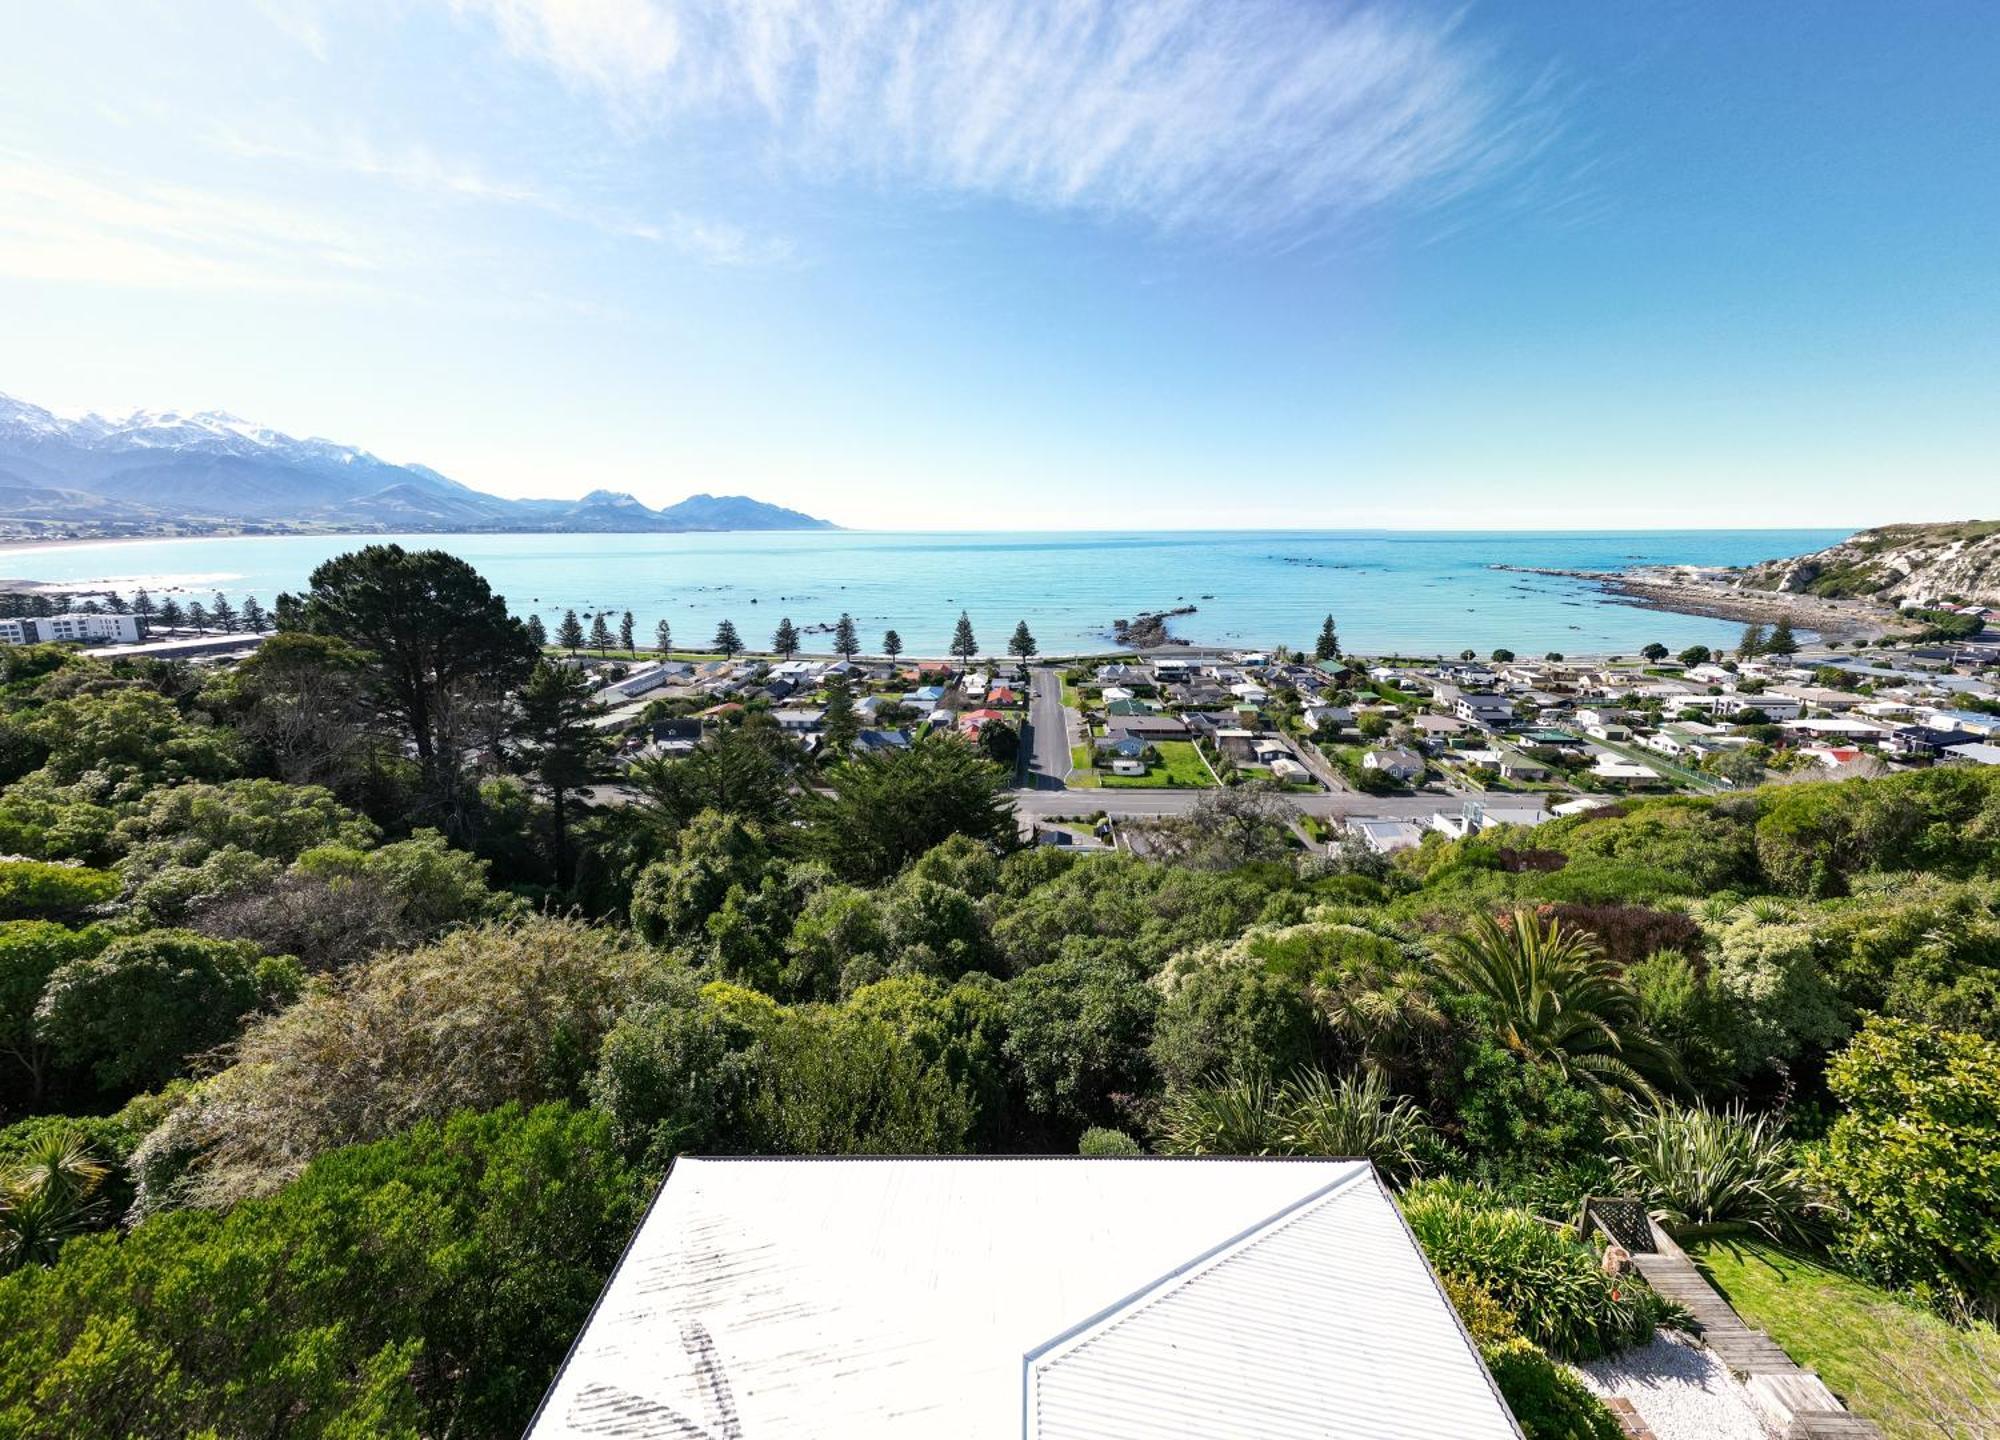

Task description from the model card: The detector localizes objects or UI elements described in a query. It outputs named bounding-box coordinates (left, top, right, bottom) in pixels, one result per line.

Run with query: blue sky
left=1, top=1, right=1995, bottom=530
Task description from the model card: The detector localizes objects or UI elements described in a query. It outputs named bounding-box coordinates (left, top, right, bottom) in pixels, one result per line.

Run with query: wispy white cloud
left=214, top=127, right=794, bottom=266
left=0, top=151, right=388, bottom=292
left=450, top=0, right=1556, bottom=238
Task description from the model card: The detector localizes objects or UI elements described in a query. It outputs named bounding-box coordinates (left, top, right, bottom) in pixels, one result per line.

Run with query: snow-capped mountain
left=0, top=392, right=836, bottom=534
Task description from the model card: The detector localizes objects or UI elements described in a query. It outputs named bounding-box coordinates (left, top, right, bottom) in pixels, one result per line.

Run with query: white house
left=1303, top=703, right=1352, bottom=732
left=1269, top=756, right=1310, bottom=784
left=1348, top=817, right=1425, bottom=853
left=1713, top=693, right=1803, bottom=721
left=526, top=1157, right=1522, bottom=1440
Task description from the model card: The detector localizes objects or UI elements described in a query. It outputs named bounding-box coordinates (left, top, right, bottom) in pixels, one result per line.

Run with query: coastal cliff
left=1728, top=521, right=2000, bottom=608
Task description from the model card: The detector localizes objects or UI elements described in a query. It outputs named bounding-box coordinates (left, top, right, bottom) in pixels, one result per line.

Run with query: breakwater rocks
left=1112, top=605, right=1197, bottom=648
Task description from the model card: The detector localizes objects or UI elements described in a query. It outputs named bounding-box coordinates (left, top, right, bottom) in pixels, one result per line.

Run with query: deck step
left=1785, top=1412, right=1889, bottom=1439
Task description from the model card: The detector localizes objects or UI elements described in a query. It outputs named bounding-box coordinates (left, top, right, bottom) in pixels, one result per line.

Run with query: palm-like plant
left=1155, top=1069, right=1431, bottom=1181
left=1433, top=908, right=1679, bottom=1106
left=1609, top=1101, right=1825, bottom=1246
left=0, top=1128, right=109, bottom=1271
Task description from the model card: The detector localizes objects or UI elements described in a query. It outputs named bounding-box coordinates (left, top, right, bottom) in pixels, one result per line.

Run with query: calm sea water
left=2, top=529, right=1844, bottom=656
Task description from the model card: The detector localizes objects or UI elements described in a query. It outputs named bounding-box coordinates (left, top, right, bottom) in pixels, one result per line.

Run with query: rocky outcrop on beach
left=1727, top=521, right=2000, bottom=608
left=1112, top=605, right=1196, bottom=648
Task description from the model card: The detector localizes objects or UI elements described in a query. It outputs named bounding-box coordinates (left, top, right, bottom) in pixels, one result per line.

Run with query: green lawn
left=1690, top=1240, right=2000, bottom=1440
left=1101, top=740, right=1217, bottom=789
left=1067, top=742, right=1101, bottom=789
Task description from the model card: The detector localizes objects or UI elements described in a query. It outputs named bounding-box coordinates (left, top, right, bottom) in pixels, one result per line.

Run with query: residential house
left=958, top=707, right=1007, bottom=738
left=1712, top=693, right=1803, bottom=721
left=1591, top=755, right=1666, bottom=787
left=1105, top=714, right=1189, bottom=743
left=1945, top=742, right=2000, bottom=766
left=1215, top=728, right=1259, bottom=761
left=1347, top=817, right=1425, bottom=854
left=1363, top=747, right=1425, bottom=782
left=1453, top=693, right=1516, bottom=728
left=1926, top=708, right=2000, bottom=737
left=1269, top=757, right=1310, bottom=784
left=1892, top=725, right=1985, bottom=759
left=854, top=729, right=912, bottom=754
left=770, top=708, right=825, bottom=734
left=1302, top=703, right=1352, bottom=733
left=1094, top=734, right=1150, bottom=762
left=904, top=685, right=948, bottom=715
left=629, top=717, right=702, bottom=760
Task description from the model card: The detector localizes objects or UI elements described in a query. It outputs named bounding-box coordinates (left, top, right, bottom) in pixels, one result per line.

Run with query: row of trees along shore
left=535, top=606, right=1040, bottom=663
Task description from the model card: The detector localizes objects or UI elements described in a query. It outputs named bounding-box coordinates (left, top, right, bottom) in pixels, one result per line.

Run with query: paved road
left=1012, top=787, right=1515, bottom=822
left=1020, top=664, right=1074, bottom=790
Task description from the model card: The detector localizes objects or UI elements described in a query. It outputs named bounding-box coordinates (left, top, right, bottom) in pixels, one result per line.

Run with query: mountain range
left=0, top=392, right=836, bottom=535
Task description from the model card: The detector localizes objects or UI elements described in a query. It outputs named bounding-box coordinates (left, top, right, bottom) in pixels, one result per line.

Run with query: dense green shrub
left=1401, top=1180, right=1664, bottom=1360
left=0, top=1103, right=644, bottom=1440
left=34, top=929, right=300, bottom=1093
left=1149, top=959, right=1319, bottom=1089
left=1813, top=1018, right=2000, bottom=1308
left=1479, top=1337, right=1623, bottom=1440
left=1078, top=1126, right=1143, bottom=1156
left=0, top=861, right=118, bottom=921
left=1447, top=1039, right=1609, bottom=1184
left=1001, top=951, right=1159, bottom=1135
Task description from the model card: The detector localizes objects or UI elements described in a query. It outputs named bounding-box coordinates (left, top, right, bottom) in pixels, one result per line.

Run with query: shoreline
left=1501, top=564, right=1901, bottom=642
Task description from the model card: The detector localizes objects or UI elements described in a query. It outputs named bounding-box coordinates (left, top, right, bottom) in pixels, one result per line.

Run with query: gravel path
left=1577, top=1332, right=1773, bottom=1440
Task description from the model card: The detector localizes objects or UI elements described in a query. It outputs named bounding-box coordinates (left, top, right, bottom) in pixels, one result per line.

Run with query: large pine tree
left=619, top=611, right=636, bottom=653
left=557, top=609, right=585, bottom=653
left=1008, top=620, right=1038, bottom=660
left=1738, top=622, right=1767, bottom=657
left=773, top=617, right=801, bottom=658
left=588, top=612, right=612, bottom=655
left=833, top=612, right=859, bottom=660
left=822, top=672, right=858, bottom=755
left=712, top=619, right=743, bottom=659
left=950, top=610, right=978, bottom=663
left=882, top=629, right=903, bottom=662
left=654, top=617, right=672, bottom=654
left=513, top=659, right=610, bottom=885
left=1315, top=614, right=1340, bottom=661
left=1765, top=618, right=1799, bottom=656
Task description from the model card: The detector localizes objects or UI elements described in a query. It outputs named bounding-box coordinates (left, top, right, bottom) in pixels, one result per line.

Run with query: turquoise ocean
left=2, top=529, right=1846, bottom=657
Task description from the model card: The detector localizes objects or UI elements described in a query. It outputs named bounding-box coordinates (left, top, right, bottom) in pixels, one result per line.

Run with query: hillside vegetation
left=1, top=546, right=1997, bottom=1438
left=1734, top=520, right=2000, bottom=606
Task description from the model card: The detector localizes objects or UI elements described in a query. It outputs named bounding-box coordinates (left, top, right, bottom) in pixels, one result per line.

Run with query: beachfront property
left=0, top=612, right=143, bottom=645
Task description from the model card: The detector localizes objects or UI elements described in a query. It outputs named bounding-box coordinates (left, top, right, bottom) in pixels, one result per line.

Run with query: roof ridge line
left=1017, top=1164, right=1376, bottom=1439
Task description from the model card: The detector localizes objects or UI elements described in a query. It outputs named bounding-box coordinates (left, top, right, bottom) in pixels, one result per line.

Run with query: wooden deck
left=1593, top=1208, right=1889, bottom=1440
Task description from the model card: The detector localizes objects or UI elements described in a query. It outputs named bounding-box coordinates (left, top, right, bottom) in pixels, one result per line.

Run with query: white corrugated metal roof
left=528, top=1157, right=1517, bottom=1439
